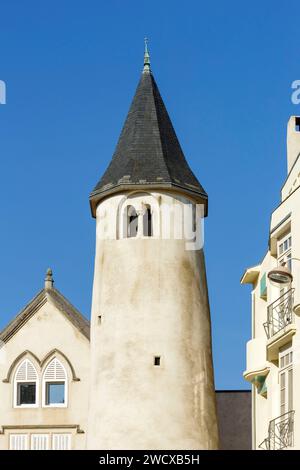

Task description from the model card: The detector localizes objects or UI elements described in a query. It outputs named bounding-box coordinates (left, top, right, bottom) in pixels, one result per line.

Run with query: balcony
left=259, top=411, right=295, bottom=450
left=264, top=289, right=295, bottom=339
left=264, top=289, right=296, bottom=361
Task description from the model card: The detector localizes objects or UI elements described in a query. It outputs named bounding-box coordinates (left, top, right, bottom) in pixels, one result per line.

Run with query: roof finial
left=45, top=268, right=54, bottom=290
left=143, top=37, right=151, bottom=73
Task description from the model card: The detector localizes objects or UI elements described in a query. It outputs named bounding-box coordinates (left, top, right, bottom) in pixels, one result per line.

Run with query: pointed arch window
left=127, top=205, right=138, bottom=238
left=42, top=358, right=68, bottom=408
left=143, top=205, right=153, bottom=237
left=14, top=359, right=38, bottom=408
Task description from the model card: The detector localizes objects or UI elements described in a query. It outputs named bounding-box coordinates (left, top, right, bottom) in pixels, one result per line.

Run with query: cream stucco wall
left=243, top=117, right=300, bottom=449
left=0, top=293, right=90, bottom=450
left=87, top=190, right=219, bottom=450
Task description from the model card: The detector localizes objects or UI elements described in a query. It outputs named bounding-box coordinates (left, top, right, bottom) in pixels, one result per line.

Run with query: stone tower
left=87, top=45, right=219, bottom=450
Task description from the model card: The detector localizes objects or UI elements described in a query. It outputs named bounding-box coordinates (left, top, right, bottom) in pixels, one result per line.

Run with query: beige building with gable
left=0, top=270, right=90, bottom=450
left=242, top=116, right=300, bottom=450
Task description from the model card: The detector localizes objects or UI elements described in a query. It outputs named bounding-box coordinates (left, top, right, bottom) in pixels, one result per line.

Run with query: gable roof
left=0, top=287, right=90, bottom=344
left=90, top=65, right=208, bottom=216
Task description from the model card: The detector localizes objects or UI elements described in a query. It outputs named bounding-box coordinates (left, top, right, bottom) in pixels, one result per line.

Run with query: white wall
left=87, top=190, right=219, bottom=450
left=0, top=295, right=90, bottom=450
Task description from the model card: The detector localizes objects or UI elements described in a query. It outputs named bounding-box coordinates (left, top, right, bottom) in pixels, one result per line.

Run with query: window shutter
left=31, top=434, right=49, bottom=450
left=15, top=362, right=27, bottom=381
left=16, top=359, right=37, bottom=381
left=9, top=434, right=28, bottom=450
left=44, top=359, right=66, bottom=381
left=52, top=433, right=71, bottom=450
left=27, top=361, right=37, bottom=380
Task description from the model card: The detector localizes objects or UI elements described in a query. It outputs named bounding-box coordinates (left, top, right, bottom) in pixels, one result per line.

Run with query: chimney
left=287, top=116, right=300, bottom=173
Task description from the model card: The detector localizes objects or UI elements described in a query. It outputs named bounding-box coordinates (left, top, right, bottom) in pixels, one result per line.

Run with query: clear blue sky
left=0, top=0, right=299, bottom=389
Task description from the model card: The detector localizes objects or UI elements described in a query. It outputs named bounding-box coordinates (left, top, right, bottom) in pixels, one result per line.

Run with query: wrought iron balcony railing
left=264, top=289, right=294, bottom=339
left=259, top=411, right=295, bottom=450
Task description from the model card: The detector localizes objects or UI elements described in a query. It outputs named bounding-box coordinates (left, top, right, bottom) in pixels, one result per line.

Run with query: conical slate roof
left=90, top=58, right=207, bottom=216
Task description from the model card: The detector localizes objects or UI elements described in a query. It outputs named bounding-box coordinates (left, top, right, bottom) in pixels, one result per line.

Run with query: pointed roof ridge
left=0, top=286, right=90, bottom=344
left=48, top=287, right=90, bottom=339
left=90, top=56, right=207, bottom=216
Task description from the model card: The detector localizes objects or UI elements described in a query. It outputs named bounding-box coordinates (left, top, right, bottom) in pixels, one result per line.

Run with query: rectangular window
left=280, top=356, right=284, bottom=368
left=277, top=233, right=292, bottom=278
left=285, top=354, right=290, bottom=367
left=45, top=382, right=65, bottom=405
left=154, top=356, right=161, bottom=366
left=288, top=369, right=293, bottom=412
left=280, top=372, right=286, bottom=416
left=9, top=434, right=28, bottom=450
left=31, top=434, right=49, bottom=450
left=9, top=432, right=72, bottom=450
left=52, top=434, right=71, bottom=450
left=279, top=344, right=293, bottom=416
left=277, top=234, right=291, bottom=257
left=17, top=383, right=36, bottom=405
left=295, top=117, right=300, bottom=132
left=260, top=273, right=267, bottom=300
left=286, top=253, right=292, bottom=271
left=143, top=206, right=153, bottom=237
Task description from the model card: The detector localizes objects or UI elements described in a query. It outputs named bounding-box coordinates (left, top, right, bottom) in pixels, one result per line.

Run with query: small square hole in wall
left=154, top=356, right=161, bottom=366
left=98, top=315, right=102, bottom=324
left=295, top=117, right=300, bottom=132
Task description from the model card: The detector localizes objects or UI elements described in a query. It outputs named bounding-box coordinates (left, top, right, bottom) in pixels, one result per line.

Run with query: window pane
left=280, top=372, right=286, bottom=415
left=286, top=253, right=292, bottom=271
left=143, top=207, right=152, bottom=237
left=285, top=354, right=289, bottom=366
left=46, top=382, right=65, bottom=405
left=288, top=369, right=293, bottom=412
left=17, top=383, right=36, bottom=405
left=127, top=206, right=138, bottom=238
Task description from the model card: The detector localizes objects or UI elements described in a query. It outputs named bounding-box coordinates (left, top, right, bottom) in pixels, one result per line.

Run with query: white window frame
left=52, top=433, right=72, bottom=450
left=42, top=358, right=68, bottom=408
left=31, top=434, right=50, bottom=450
left=8, top=432, right=72, bottom=450
left=13, top=359, right=39, bottom=409
left=277, top=233, right=292, bottom=269
left=9, top=434, right=28, bottom=450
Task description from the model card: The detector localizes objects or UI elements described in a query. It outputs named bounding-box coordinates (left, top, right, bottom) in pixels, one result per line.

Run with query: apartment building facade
left=242, top=116, right=300, bottom=449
